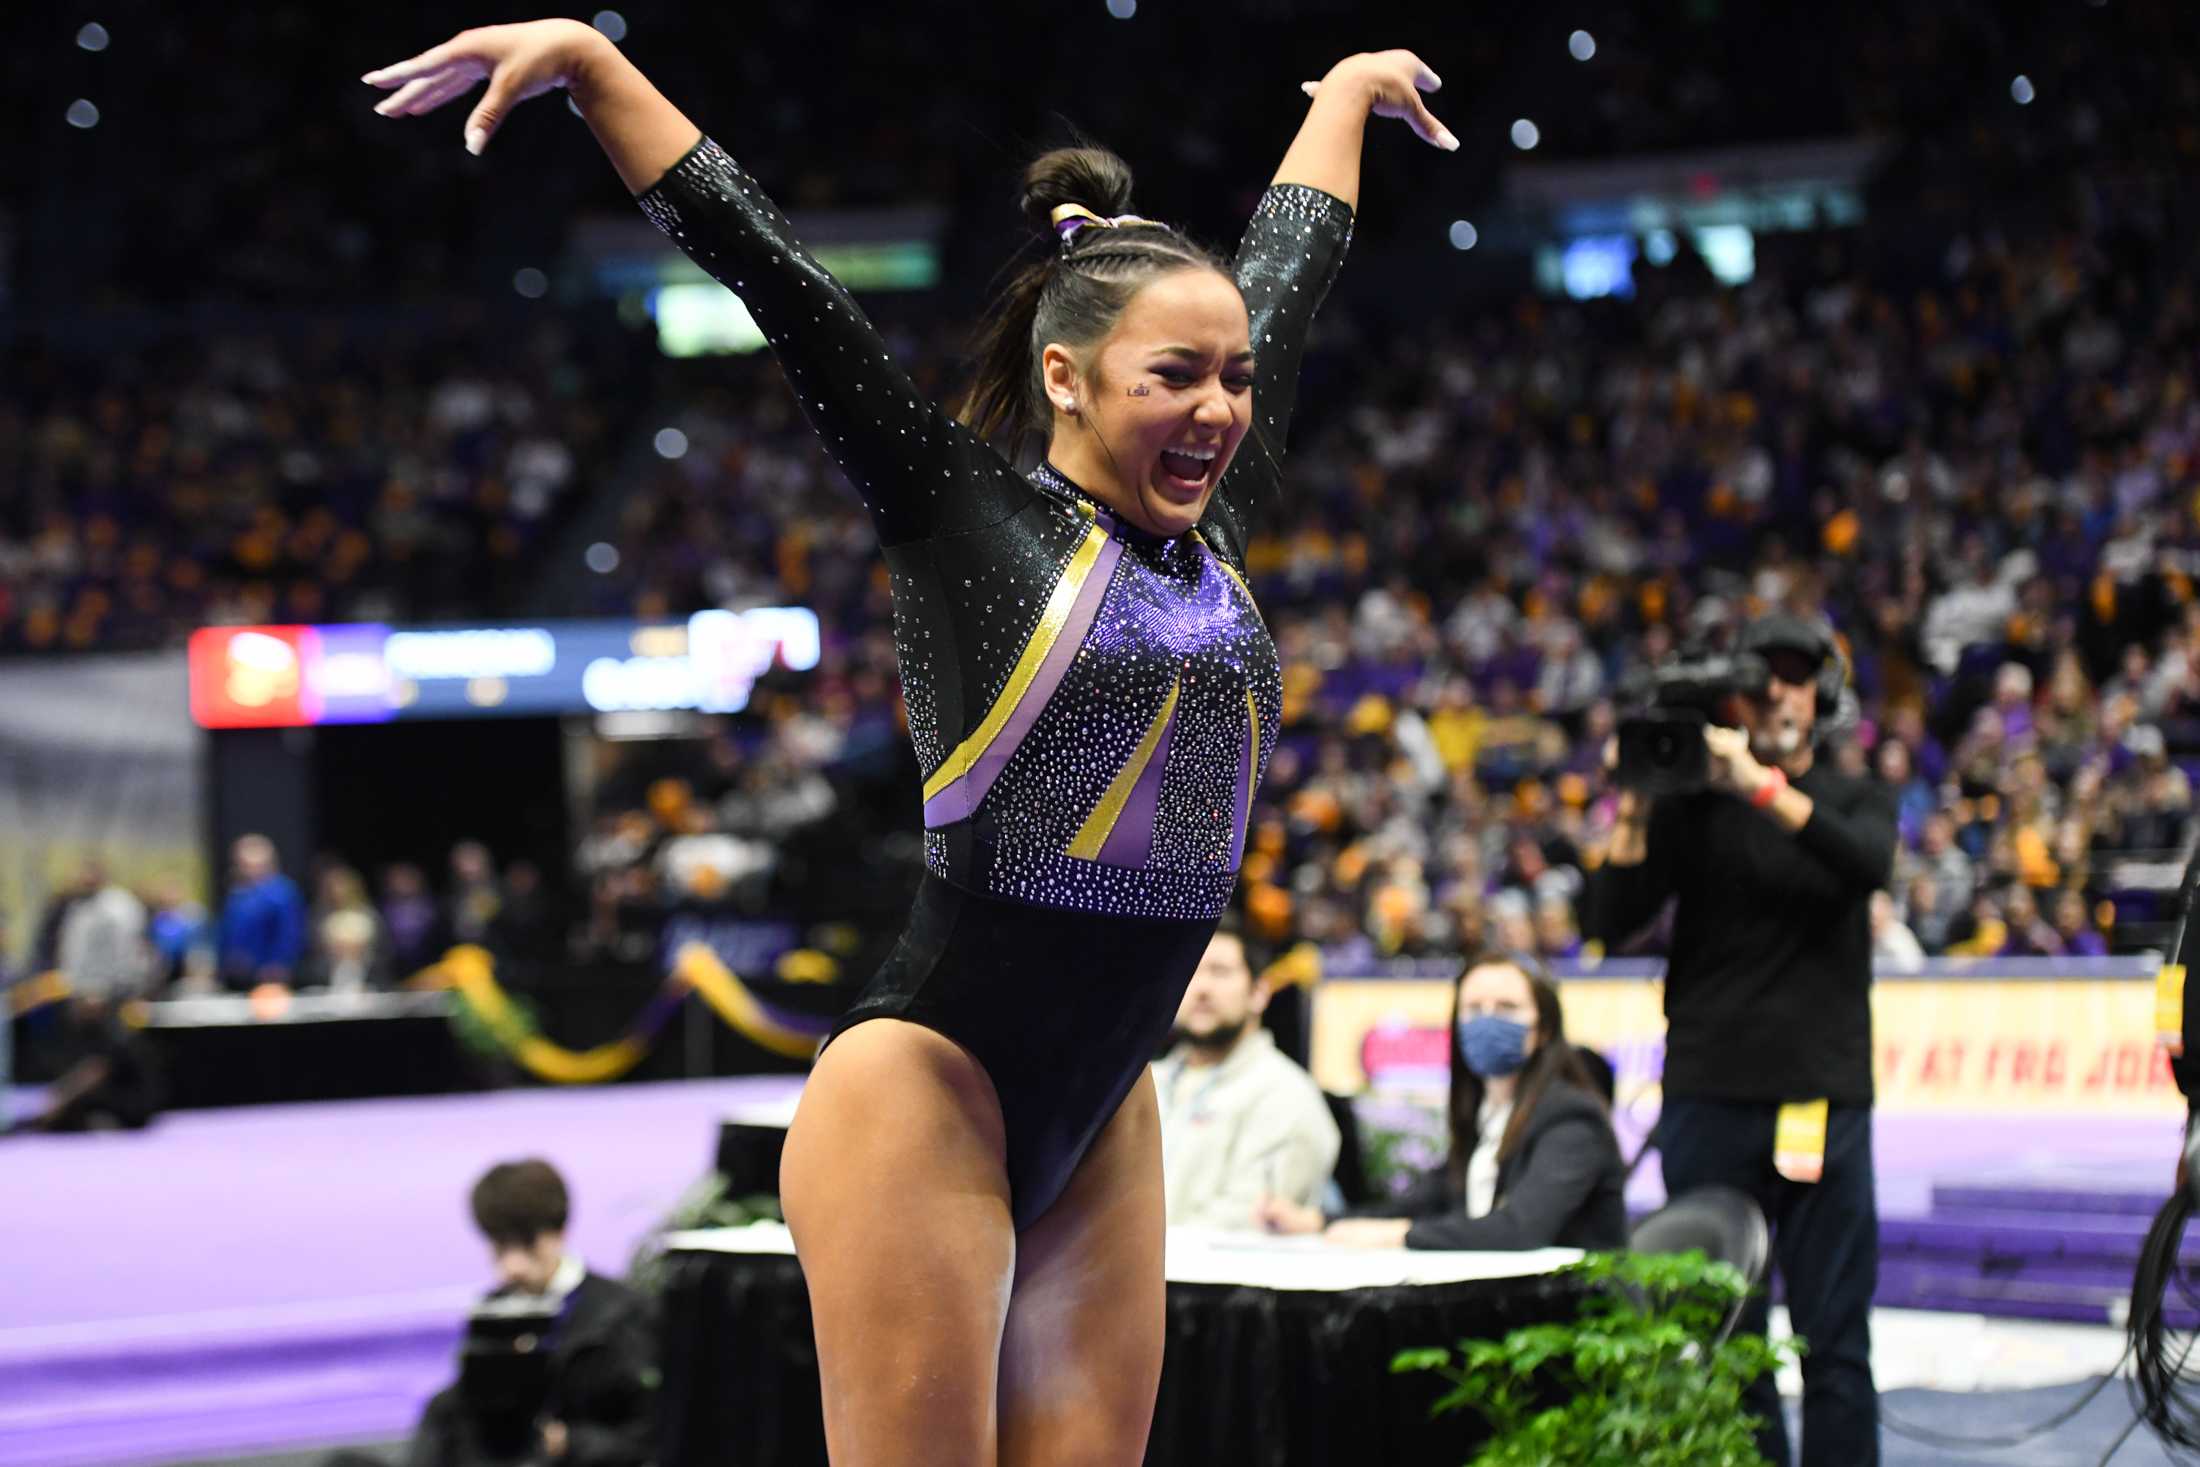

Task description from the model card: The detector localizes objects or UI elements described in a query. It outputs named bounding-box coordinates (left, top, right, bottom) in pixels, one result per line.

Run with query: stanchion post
left=684, top=984, right=709, bottom=1080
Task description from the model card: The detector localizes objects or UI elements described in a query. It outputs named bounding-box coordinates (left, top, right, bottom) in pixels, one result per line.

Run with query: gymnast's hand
left=1299, top=51, right=1458, bottom=153
left=361, top=19, right=608, bottom=156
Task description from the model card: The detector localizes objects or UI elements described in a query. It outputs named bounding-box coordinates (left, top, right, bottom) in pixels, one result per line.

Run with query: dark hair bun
left=1020, top=147, right=1136, bottom=235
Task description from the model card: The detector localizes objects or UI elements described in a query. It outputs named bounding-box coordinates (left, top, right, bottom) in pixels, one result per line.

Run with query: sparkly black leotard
left=640, top=136, right=1352, bottom=1227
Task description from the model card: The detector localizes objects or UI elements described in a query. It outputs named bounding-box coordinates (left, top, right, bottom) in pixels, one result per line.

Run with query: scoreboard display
left=187, top=609, right=820, bottom=729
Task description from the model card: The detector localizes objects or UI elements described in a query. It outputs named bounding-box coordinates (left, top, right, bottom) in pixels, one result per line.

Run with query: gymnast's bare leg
left=997, top=1072, right=1167, bottom=1467
left=781, top=1022, right=1165, bottom=1467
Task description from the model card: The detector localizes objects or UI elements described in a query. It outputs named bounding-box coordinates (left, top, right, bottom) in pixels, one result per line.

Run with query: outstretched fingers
left=1302, top=51, right=1460, bottom=151
left=1391, top=50, right=1456, bottom=151
left=1404, top=95, right=1459, bottom=152
left=360, top=38, right=467, bottom=90
left=371, top=68, right=479, bottom=118
left=463, top=69, right=528, bottom=156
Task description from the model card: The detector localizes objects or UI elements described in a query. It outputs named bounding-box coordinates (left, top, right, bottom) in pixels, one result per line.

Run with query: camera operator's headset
left=1734, top=614, right=1859, bottom=747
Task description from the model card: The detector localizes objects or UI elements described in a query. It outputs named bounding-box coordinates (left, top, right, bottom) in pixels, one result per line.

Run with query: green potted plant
left=1393, top=1250, right=1800, bottom=1466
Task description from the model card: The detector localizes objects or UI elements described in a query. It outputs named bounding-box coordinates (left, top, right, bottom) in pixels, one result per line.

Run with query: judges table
left=657, top=1222, right=1587, bottom=1467
left=137, top=991, right=472, bottom=1108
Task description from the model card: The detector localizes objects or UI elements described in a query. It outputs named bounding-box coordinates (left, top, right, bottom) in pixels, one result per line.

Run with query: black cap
left=1738, top=612, right=1830, bottom=663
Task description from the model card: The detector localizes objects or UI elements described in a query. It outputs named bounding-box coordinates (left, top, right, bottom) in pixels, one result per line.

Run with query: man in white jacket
left=1152, top=917, right=1340, bottom=1229
left=58, top=860, right=150, bottom=1001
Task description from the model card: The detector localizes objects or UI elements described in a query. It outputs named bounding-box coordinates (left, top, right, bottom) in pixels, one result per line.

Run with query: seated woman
left=1258, top=949, right=1626, bottom=1250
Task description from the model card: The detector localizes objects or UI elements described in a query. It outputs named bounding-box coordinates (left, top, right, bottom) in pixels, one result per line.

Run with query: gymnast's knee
left=1000, top=1397, right=1156, bottom=1467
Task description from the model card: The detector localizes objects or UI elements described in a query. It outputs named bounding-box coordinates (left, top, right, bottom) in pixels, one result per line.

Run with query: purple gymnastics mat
left=2, top=1083, right=2185, bottom=1466
left=1, top=1077, right=802, bottom=1467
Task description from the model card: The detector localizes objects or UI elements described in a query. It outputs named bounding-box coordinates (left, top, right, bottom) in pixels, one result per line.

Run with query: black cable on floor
left=2130, top=1189, right=2200, bottom=1456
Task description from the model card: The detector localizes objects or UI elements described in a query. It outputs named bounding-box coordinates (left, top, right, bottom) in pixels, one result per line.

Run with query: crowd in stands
left=1232, top=203, right=2200, bottom=967
left=10, top=4, right=2200, bottom=986
left=514, top=6, right=2200, bottom=973
left=0, top=314, right=650, bottom=651
left=20, top=220, right=2200, bottom=984
left=586, top=202, right=2200, bottom=972
left=36, top=223, right=2200, bottom=985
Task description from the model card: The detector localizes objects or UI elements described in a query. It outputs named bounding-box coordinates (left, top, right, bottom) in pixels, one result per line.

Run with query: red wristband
left=1750, top=767, right=1788, bottom=809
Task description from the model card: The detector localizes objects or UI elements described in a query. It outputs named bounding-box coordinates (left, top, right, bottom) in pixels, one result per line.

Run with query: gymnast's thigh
left=781, top=1017, right=1018, bottom=1467
left=997, top=1069, right=1168, bottom=1467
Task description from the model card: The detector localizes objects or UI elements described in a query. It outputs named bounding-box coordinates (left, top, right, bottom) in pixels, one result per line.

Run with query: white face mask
left=1749, top=720, right=1798, bottom=762
left=1750, top=682, right=1813, bottom=762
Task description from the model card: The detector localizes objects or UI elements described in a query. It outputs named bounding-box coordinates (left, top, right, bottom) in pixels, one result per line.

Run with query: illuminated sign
left=187, top=610, right=821, bottom=729
left=188, top=625, right=313, bottom=728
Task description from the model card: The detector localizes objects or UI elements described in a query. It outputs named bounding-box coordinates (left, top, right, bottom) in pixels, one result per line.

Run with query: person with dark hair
left=390, top=1159, right=656, bottom=1467
left=380, top=863, right=447, bottom=975
left=30, top=995, right=162, bottom=1132
left=470, top=1158, right=572, bottom=1249
left=1584, top=611, right=1897, bottom=1467
left=1151, top=915, right=1339, bottom=1229
left=56, top=857, right=150, bottom=1002
left=364, top=20, right=1449, bottom=1464
left=1255, top=950, right=1626, bottom=1250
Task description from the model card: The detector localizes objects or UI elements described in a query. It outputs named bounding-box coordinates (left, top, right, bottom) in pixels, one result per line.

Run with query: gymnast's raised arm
left=1201, top=49, right=1454, bottom=560
left=1276, top=49, right=1456, bottom=206
left=362, top=21, right=1022, bottom=547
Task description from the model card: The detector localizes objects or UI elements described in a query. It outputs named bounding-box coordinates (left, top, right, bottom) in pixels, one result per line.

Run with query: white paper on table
left=666, top=1222, right=1580, bottom=1292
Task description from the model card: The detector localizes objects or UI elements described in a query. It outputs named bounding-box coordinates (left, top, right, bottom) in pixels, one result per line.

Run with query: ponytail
left=956, top=144, right=1228, bottom=450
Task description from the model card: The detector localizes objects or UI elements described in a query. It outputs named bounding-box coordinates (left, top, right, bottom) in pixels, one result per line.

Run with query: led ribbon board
left=187, top=610, right=820, bottom=728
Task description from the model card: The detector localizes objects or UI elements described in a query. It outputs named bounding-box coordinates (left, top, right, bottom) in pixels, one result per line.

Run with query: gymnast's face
left=1044, top=267, right=1253, bottom=540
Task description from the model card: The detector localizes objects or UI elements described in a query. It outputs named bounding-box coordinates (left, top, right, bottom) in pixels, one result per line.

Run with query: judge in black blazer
left=1259, top=949, right=1627, bottom=1251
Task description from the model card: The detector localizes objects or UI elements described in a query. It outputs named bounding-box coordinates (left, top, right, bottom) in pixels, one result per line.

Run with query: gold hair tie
left=1051, top=203, right=1162, bottom=247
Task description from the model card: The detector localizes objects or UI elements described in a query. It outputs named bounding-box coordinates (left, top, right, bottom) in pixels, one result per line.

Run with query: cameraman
left=1585, top=614, right=1896, bottom=1467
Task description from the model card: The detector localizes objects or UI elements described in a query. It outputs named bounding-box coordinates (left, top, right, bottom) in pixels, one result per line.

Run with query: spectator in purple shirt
left=1875, top=738, right=1938, bottom=848
left=1996, top=885, right=2066, bottom=958
left=1991, top=662, right=2037, bottom=749
left=2052, top=889, right=2111, bottom=957
left=379, top=863, right=444, bottom=974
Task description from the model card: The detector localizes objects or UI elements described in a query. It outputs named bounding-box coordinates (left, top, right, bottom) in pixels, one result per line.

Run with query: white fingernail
left=1438, top=130, right=1460, bottom=152
left=465, top=127, right=486, bottom=156
left=361, top=70, right=386, bottom=83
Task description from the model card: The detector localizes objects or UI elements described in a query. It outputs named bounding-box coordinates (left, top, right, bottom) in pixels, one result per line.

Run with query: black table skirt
left=146, top=1014, right=475, bottom=1109
left=658, top=1246, right=1587, bottom=1467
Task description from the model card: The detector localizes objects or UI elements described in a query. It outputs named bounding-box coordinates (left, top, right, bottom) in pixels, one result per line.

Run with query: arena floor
left=4, top=1081, right=2187, bottom=1466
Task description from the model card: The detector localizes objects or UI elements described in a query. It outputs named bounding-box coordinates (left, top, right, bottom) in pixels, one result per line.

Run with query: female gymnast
left=363, top=21, right=1450, bottom=1463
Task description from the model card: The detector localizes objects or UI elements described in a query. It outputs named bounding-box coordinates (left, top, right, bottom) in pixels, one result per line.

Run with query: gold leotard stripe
left=921, top=519, right=1111, bottom=803
left=1065, top=672, right=1183, bottom=860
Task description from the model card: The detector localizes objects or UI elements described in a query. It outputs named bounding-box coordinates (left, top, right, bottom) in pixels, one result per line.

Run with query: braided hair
left=958, top=146, right=1230, bottom=449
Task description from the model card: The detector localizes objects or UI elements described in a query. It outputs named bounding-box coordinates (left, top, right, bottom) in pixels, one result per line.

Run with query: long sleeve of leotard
left=1201, top=183, right=1355, bottom=565
left=635, top=136, right=1031, bottom=547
